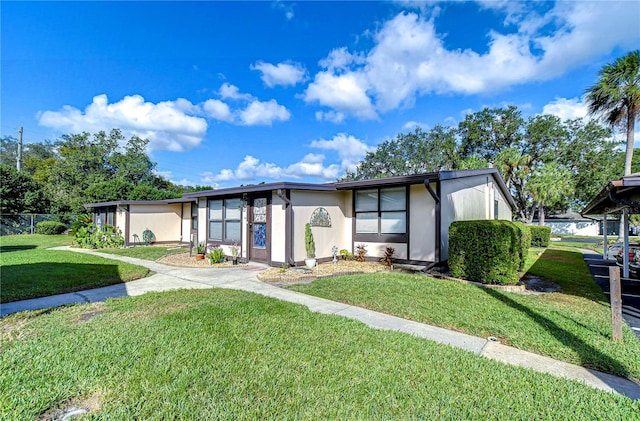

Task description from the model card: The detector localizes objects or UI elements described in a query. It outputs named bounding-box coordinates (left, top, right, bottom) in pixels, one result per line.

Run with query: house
left=85, top=168, right=515, bottom=268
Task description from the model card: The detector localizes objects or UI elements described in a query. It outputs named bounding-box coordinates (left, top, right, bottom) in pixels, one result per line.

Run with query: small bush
left=381, top=246, right=395, bottom=268
left=355, top=244, right=367, bottom=262
left=340, top=249, right=353, bottom=260
left=74, top=223, right=124, bottom=249
left=208, top=245, right=225, bottom=264
left=449, top=220, right=522, bottom=285
left=513, top=222, right=531, bottom=270
left=36, top=221, right=67, bottom=235
left=530, top=226, right=552, bottom=247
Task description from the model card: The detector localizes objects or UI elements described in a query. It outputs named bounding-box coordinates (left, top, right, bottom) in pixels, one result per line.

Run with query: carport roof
left=581, top=174, right=640, bottom=215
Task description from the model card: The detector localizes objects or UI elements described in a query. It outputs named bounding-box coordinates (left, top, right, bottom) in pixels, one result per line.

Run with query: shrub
left=530, top=226, right=552, bottom=247
left=381, top=246, right=395, bottom=268
left=208, top=245, right=225, bottom=264
left=305, top=223, right=316, bottom=258
left=513, top=222, right=531, bottom=270
left=339, top=249, right=353, bottom=260
left=74, top=223, right=124, bottom=249
left=36, top=221, right=67, bottom=235
left=449, top=220, right=522, bottom=285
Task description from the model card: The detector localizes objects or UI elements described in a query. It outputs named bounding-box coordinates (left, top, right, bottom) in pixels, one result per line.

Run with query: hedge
left=449, top=220, right=527, bottom=285
left=530, top=225, right=552, bottom=247
left=513, top=222, right=531, bottom=271
left=35, top=221, right=67, bottom=235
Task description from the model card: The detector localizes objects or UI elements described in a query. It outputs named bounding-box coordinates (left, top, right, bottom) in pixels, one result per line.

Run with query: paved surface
left=580, top=249, right=640, bottom=338
left=2, top=247, right=639, bottom=400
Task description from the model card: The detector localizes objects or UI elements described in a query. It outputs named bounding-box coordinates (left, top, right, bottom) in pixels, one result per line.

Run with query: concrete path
left=2, top=247, right=639, bottom=400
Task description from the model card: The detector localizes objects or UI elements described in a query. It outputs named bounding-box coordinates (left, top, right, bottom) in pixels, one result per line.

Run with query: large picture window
left=208, top=198, right=242, bottom=242
left=355, top=187, right=407, bottom=241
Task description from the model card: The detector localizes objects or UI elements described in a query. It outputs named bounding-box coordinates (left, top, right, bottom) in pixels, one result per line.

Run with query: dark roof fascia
left=335, top=168, right=517, bottom=211
left=180, top=182, right=337, bottom=198
left=83, top=199, right=177, bottom=209
left=335, top=172, right=440, bottom=189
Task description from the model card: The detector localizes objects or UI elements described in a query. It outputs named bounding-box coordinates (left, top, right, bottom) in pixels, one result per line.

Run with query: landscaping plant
left=381, top=246, right=395, bottom=268
left=74, top=223, right=125, bottom=249
left=355, top=243, right=367, bottom=262
left=530, top=225, right=552, bottom=247
left=304, top=223, right=315, bottom=258
left=208, top=245, right=225, bottom=264
left=35, top=221, right=67, bottom=235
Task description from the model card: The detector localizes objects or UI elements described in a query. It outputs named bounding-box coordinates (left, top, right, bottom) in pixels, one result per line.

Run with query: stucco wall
left=116, top=206, right=127, bottom=239
left=197, top=197, right=207, bottom=245
left=291, top=190, right=349, bottom=262
left=440, top=174, right=512, bottom=260
left=409, top=183, right=437, bottom=261
left=358, top=242, right=408, bottom=260
left=271, top=192, right=287, bottom=264
left=129, top=203, right=182, bottom=243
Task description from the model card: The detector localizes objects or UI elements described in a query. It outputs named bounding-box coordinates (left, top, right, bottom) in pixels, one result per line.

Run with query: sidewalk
left=2, top=247, right=639, bottom=400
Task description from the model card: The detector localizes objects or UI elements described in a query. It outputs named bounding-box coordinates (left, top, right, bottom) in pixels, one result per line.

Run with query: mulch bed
left=157, top=252, right=247, bottom=268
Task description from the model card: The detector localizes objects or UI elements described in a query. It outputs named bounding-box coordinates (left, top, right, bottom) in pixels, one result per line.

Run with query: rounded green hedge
left=449, top=220, right=528, bottom=285
left=530, top=226, right=552, bottom=247
left=36, top=221, right=67, bottom=235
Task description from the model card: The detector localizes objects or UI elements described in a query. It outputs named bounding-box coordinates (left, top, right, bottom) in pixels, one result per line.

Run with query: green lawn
left=99, top=245, right=186, bottom=261
left=0, top=235, right=150, bottom=303
left=289, top=245, right=640, bottom=381
left=1, top=289, right=638, bottom=419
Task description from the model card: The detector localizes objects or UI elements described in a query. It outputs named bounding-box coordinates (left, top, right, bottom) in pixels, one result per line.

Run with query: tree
left=585, top=50, right=640, bottom=176
left=458, top=106, right=524, bottom=163
left=0, top=164, right=48, bottom=215
left=527, top=163, right=574, bottom=225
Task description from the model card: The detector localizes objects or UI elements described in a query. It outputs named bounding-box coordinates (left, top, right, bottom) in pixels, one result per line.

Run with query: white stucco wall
left=271, top=192, right=287, bottom=264
left=291, top=190, right=349, bottom=262
left=129, top=203, right=182, bottom=243
left=440, top=174, right=513, bottom=260
left=116, top=206, right=127, bottom=239
left=409, top=183, right=437, bottom=261
left=197, top=197, right=207, bottom=245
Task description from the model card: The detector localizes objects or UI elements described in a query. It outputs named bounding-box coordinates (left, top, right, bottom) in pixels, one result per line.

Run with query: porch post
left=603, top=212, right=608, bottom=260
left=623, top=208, right=629, bottom=278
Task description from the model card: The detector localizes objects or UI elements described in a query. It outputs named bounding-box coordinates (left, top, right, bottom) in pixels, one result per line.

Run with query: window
left=191, top=202, right=198, bottom=231
left=208, top=198, right=242, bottom=242
left=494, top=199, right=499, bottom=220
left=355, top=187, right=407, bottom=240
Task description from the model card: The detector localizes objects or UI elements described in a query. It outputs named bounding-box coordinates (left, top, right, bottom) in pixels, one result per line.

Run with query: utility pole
left=17, top=126, right=23, bottom=172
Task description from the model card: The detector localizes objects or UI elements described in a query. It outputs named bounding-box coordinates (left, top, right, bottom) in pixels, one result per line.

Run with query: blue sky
left=2, top=1, right=639, bottom=187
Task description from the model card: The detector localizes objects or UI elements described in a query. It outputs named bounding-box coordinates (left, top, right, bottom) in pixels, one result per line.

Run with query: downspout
left=424, top=178, right=441, bottom=270
left=277, top=188, right=294, bottom=266
left=125, top=205, right=130, bottom=247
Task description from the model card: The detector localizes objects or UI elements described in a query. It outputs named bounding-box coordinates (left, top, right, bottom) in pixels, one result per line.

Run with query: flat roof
left=181, top=181, right=337, bottom=198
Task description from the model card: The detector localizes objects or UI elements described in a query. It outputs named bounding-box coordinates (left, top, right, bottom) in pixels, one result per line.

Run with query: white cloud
left=272, top=1, right=295, bottom=20
left=239, top=99, right=291, bottom=126
left=200, top=133, right=372, bottom=183
left=541, top=97, right=589, bottom=121
left=251, top=61, right=307, bottom=87
left=38, top=94, right=208, bottom=152
left=315, top=110, right=346, bottom=124
left=219, top=83, right=253, bottom=100
left=202, top=99, right=233, bottom=122
left=304, top=2, right=639, bottom=121
left=309, top=133, right=375, bottom=171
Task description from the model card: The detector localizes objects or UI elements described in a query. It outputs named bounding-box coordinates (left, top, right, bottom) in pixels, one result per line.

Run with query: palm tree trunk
left=538, top=205, right=545, bottom=226
left=624, top=115, right=636, bottom=176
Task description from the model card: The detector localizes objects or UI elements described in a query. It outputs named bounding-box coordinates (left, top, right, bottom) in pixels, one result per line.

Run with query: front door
left=249, top=196, right=270, bottom=262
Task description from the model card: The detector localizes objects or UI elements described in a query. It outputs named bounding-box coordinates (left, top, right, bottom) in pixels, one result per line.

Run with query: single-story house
left=85, top=168, right=515, bottom=269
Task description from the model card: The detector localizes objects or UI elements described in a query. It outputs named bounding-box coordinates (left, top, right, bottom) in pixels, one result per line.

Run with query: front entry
left=249, top=196, right=270, bottom=263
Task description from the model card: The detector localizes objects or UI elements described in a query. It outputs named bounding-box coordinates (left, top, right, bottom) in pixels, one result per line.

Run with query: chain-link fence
left=0, top=214, right=76, bottom=236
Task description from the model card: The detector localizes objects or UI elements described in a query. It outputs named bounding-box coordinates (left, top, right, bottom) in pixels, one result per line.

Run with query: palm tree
left=528, top=163, right=574, bottom=226
left=585, top=50, right=640, bottom=176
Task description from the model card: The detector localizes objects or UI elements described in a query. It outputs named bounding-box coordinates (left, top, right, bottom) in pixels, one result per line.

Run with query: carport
left=581, top=174, right=640, bottom=278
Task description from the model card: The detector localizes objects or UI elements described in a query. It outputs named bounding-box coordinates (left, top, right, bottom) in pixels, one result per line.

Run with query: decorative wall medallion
left=310, top=207, right=331, bottom=227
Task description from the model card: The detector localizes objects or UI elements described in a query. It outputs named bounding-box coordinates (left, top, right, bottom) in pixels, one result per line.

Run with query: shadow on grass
left=525, top=248, right=609, bottom=304
left=0, top=245, right=37, bottom=253
left=1, top=262, right=126, bottom=303
left=479, top=286, right=631, bottom=379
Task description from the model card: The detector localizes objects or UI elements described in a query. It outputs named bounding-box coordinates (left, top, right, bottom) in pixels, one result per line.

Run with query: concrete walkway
left=2, top=247, right=639, bottom=400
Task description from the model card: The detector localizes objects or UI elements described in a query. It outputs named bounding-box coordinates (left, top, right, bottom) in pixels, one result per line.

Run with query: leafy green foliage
left=304, top=223, right=315, bottom=258
left=0, top=164, right=48, bottom=215
left=74, top=224, right=125, bottom=249
left=339, top=249, right=353, bottom=260
left=449, top=220, right=523, bottom=285
left=530, top=226, right=552, bottom=247
left=35, top=221, right=66, bottom=235
left=208, top=245, right=225, bottom=264
left=513, top=222, right=532, bottom=270
left=195, top=241, right=207, bottom=254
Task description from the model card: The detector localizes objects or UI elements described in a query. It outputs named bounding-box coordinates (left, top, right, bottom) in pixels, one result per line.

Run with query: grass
left=1, top=289, right=638, bottom=419
left=0, top=235, right=150, bottom=303
left=99, top=245, right=186, bottom=261
left=289, top=244, right=640, bottom=381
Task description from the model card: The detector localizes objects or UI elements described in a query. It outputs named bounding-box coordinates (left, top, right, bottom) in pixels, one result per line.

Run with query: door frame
left=247, top=195, right=271, bottom=264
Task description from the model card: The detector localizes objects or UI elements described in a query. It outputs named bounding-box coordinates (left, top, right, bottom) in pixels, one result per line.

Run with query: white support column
left=603, top=213, right=608, bottom=259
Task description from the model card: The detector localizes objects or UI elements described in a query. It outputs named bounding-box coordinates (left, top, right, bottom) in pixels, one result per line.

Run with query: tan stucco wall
left=291, top=190, right=349, bottom=261
left=409, top=183, right=437, bottom=261
left=197, top=198, right=207, bottom=245
left=358, top=242, right=408, bottom=260
left=116, top=206, right=127, bottom=238
left=129, top=203, right=182, bottom=243
left=180, top=203, right=191, bottom=244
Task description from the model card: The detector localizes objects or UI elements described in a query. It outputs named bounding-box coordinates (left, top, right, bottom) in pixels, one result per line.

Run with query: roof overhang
left=180, top=181, right=337, bottom=198
left=581, top=174, right=640, bottom=215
